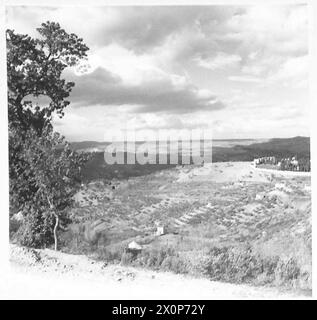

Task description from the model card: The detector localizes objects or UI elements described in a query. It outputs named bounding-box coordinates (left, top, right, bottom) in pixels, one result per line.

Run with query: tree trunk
left=47, top=196, right=59, bottom=251
left=53, top=213, right=59, bottom=251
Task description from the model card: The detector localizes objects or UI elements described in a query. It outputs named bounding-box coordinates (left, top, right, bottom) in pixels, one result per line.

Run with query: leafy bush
left=16, top=208, right=55, bottom=247
left=9, top=219, right=21, bottom=238
left=274, top=258, right=301, bottom=284
left=121, top=251, right=135, bottom=265
left=200, top=245, right=307, bottom=288
left=96, top=246, right=189, bottom=274
left=10, top=126, right=87, bottom=249
left=160, top=255, right=189, bottom=274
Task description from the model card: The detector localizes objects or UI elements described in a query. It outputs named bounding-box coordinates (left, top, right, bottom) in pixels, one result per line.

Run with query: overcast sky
left=6, top=5, right=309, bottom=141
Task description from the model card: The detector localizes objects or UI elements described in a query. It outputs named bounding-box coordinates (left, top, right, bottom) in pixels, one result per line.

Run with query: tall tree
left=7, top=22, right=89, bottom=249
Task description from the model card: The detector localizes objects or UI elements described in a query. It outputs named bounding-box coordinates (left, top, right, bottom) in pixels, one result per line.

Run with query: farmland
left=62, top=161, right=311, bottom=292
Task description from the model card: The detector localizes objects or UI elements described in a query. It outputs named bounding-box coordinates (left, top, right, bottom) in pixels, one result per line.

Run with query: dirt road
left=0, top=245, right=310, bottom=300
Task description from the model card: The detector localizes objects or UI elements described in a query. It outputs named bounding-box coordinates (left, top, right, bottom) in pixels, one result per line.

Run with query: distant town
left=254, top=156, right=311, bottom=172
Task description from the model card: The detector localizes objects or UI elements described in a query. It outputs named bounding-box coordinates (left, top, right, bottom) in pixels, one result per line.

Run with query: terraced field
left=69, top=162, right=310, bottom=243
left=64, top=161, right=311, bottom=291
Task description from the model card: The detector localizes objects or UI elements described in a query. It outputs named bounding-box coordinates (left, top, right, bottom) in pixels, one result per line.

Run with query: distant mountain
left=242, top=136, right=310, bottom=158
left=70, top=138, right=262, bottom=151
left=69, top=141, right=110, bottom=152
left=71, top=136, right=309, bottom=154
left=245, top=136, right=309, bottom=153
left=212, top=136, right=310, bottom=162
left=78, top=136, right=310, bottom=182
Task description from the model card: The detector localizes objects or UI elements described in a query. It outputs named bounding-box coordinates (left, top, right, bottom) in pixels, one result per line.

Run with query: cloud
left=267, top=55, right=308, bottom=88
left=233, top=54, right=308, bottom=88
left=83, top=6, right=242, bottom=53
left=225, top=5, right=307, bottom=56
left=86, top=44, right=172, bottom=86
left=228, top=75, right=262, bottom=83
left=6, top=6, right=238, bottom=52
left=194, top=52, right=241, bottom=70
left=66, top=67, right=225, bottom=114
left=223, top=5, right=308, bottom=89
left=7, top=5, right=307, bottom=80
left=6, top=5, right=309, bottom=140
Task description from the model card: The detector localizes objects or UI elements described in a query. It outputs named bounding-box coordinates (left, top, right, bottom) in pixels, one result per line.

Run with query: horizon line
left=67, top=135, right=310, bottom=144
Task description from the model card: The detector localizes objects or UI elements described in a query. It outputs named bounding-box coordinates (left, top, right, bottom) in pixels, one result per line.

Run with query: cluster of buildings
left=253, top=156, right=277, bottom=166
left=254, top=156, right=310, bottom=172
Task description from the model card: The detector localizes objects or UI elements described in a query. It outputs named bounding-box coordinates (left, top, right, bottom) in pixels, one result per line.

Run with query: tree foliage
left=11, top=126, right=89, bottom=248
left=7, top=21, right=88, bottom=134
left=7, top=22, right=90, bottom=248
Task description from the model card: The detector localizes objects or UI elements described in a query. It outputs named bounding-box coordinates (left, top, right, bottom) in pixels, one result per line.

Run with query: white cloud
left=224, top=5, right=308, bottom=89
left=228, top=76, right=262, bottom=83
left=226, top=5, right=307, bottom=55
left=268, top=55, right=308, bottom=88
left=194, top=52, right=241, bottom=70
left=87, top=44, right=169, bottom=86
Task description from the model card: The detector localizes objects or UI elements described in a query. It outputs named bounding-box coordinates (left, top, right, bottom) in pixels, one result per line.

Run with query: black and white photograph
left=0, top=0, right=316, bottom=301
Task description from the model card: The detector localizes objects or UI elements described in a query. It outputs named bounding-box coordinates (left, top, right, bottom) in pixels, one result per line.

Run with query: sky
left=6, top=5, right=310, bottom=141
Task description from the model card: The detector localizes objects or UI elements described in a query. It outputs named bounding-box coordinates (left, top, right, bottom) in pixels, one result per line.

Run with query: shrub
left=121, top=251, right=135, bottom=265
left=274, top=258, right=301, bottom=284
left=9, top=219, right=21, bottom=238
left=161, top=255, right=189, bottom=274
left=93, top=246, right=123, bottom=264
left=15, top=208, right=55, bottom=248
left=200, top=245, right=307, bottom=288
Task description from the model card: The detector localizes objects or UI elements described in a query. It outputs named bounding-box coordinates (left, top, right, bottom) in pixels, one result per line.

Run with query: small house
left=128, top=241, right=142, bottom=251
left=156, top=225, right=166, bottom=236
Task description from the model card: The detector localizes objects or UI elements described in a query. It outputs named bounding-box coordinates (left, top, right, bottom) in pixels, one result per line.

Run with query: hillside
left=242, top=136, right=310, bottom=158
left=69, top=141, right=110, bottom=152
left=51, top=161, right=311, bottom=293
left=9, top=138, right=311, bottom=296
left=79, top=136, right=310, bottom=182
left=10, top=160, right=311, bottom=296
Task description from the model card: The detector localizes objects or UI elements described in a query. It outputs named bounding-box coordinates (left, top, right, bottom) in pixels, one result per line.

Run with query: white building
left=156, top=226, right=166, bottom=236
